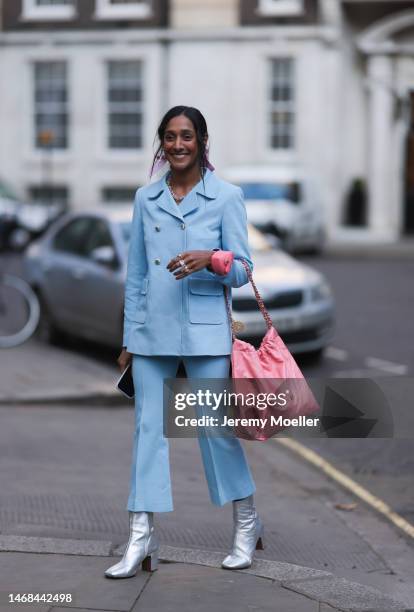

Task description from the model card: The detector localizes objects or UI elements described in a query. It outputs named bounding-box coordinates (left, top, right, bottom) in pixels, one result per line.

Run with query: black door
left=404, top=91, right=414, bottom=234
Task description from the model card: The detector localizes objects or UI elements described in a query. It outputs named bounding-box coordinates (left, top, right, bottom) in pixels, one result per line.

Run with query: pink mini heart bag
left=210, top=250, right=234, bottom=276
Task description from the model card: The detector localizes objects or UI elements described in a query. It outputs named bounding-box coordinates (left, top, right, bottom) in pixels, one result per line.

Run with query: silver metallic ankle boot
left=105, top=511, right=159, bottom=578
left=222, top=495, right=264, bottom=570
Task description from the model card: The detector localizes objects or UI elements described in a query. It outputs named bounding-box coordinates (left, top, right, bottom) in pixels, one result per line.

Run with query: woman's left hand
left=167, top=250, right=214, bottom=280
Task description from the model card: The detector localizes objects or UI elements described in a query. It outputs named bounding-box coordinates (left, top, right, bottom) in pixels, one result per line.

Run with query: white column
left=319, top=0, right=342, bottom=28
left=321, top=45, right=344, bottom=236
left=367, top=54, right=397, bottom=240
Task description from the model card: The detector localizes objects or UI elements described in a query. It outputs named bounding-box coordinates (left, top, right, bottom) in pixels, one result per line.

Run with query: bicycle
left=0, top=265, right=40, bottom=349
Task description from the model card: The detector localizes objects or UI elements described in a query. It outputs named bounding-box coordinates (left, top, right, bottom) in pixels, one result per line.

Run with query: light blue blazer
left=122, top=168, right=253, bottom=356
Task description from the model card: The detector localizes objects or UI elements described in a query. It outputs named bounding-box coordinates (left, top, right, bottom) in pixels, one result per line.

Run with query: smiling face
left=162, top=115, right=201, bottom=173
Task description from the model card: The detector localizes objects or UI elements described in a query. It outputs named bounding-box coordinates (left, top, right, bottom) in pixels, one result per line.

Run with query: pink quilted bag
left=224, top=260, right=320, bottom=440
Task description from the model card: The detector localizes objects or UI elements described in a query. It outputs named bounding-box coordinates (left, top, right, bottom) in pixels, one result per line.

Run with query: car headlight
left=310, top=281, right=332, bottom=302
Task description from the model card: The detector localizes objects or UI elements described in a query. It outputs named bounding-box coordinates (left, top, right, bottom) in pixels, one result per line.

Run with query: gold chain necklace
left=166, top=172, right=202, bottom=204
left=166, top=175, right=184, bottom=203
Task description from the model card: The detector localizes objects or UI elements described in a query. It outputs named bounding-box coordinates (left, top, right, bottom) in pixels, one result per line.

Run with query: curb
left=0, top=535, right=408, bottom=611
left=323, top=244, right=414, bottom=259
left=0, top=389, right=129, bottom=407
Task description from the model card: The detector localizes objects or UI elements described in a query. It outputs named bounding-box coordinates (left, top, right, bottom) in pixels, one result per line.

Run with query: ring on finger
left=179, top=259, right=185, bottom=267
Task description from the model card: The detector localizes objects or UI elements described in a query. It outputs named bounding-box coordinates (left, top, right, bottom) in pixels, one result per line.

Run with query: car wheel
left=35, top=291, right=68, bottom=346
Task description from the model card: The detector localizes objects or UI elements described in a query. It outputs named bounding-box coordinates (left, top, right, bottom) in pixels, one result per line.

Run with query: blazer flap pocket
left=140, top=278, right=149, bottom=295
left=189, top=279, right=222, bottom=296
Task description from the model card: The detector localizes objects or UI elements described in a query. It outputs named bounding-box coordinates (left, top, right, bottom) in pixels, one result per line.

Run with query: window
left=83, top=219, right=114, bottom=257
left=268, top=58, right=295, bottom=150
left=239, top=182, right=301, bottom=203
left=22, top=0, right=76, bottom=21
left=107, top=61, right=143, bottom=150
left=29, top=185, right=69, bottom=208
left=102, top=186, right=137, bottom=205
left=95, top=0, right=152, bottom=20
left=36, top=0, right=73, bottom=5
left=34, top=62, right=69, bottom=150
left=53, top=218, right=94, bottom=256
left=110, top=0, right=147, bottom=3
left=257, top=0, right=304, bottom=17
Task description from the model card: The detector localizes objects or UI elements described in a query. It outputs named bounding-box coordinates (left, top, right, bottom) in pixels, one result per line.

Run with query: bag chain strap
left=224, top=259, right=273, bottom=340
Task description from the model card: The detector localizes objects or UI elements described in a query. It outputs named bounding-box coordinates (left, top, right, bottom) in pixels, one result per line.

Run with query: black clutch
left=116, top=363, right=134, bottom=399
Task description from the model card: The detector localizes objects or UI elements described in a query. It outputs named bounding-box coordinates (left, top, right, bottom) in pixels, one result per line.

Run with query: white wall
left=0, top=36, right=163, bottom=208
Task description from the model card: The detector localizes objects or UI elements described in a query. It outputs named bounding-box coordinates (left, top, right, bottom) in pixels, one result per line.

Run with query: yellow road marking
left=274, top=437, right=414, bottom=540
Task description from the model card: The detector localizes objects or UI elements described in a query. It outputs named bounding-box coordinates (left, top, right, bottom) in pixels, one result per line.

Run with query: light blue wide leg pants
left=127, top=354, right=256, bottom=512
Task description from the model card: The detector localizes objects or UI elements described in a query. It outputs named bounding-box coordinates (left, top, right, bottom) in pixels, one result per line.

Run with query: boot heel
left=256, top=536, right=264, bottom=550
left=142, top=550, right=158, bottom=572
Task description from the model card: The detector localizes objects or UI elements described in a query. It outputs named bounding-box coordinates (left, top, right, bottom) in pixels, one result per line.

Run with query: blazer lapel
left=180, top=169, right=220, bottom=216
left=147, top=175, right=184, bottom=222
left=180, top=190, right=199, bottom=217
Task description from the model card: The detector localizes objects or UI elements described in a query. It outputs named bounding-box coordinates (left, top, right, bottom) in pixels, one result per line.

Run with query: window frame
left=257, top=0, right=304, bottom=17
left=268, top=57, right=296, bottom=151
left=28, top=185, right=69, bottom=209
left=52, top=217, right=96, bottom=258
left=82, top=218, right=116, bottom=259
left=33, top=60, right=69, bottom=151
left=102, top=186, right=138, bottom=206
left=21, top=0, right=77, bottom=22
left=106, top=60, right=144, bottom=151
left=94, top=0, right=152, bottom=21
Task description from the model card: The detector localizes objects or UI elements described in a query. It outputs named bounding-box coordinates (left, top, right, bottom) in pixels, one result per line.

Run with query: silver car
left=24, top=207, right=335, bottom=359
left=222, top=165, right=326, bottom=255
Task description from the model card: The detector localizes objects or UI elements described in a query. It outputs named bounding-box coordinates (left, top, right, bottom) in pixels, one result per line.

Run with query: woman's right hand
left=117, top=348, right=132, bottom=372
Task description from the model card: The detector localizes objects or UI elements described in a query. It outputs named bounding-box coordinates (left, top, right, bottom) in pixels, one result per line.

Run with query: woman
left=105, top=106, right=263, bottom=579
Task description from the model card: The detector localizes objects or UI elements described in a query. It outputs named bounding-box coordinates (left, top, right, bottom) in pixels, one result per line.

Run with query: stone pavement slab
left=155, top=544, right=332, bottom=583
left=50, top=609, right=118, bottom=612
left=0, top=339, right=120, bottom=406
left=283, top=575, right=408, bottom=611
left=0, top=552, right=149, bottom=611
left=51, top=609, right=114, bottom=612
left=131, top=562, right=320, bottom=612
left=0, top=535, right=112, bottom=556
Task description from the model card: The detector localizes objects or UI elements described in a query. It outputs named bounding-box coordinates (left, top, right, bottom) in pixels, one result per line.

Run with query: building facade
left=0, top=0, right=413, bottom=242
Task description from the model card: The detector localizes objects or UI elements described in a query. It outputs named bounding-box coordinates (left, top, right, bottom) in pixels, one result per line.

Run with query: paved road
left=297, top=255, right=414, bottom=526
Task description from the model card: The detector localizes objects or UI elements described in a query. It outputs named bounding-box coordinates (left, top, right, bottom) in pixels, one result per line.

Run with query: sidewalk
left=0, top=540, right=408, bottom=612
left=1, top=342, right=414, bottom=611
left=0, top=338, right=120, bottom=405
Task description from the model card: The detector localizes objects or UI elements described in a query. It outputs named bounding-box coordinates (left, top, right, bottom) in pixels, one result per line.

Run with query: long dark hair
left=150, top=106, right=209, bottom=179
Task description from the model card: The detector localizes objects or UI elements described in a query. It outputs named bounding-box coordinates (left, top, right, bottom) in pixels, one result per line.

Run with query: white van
left=221, top=165, right=325, bottom=254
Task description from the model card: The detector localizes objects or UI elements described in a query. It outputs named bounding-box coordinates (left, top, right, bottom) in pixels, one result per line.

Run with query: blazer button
left=154, top=258, right=161, bottom=265
left=181, top=223, right=186, bottom=230
left=155, top=225, right=161, bottom=232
